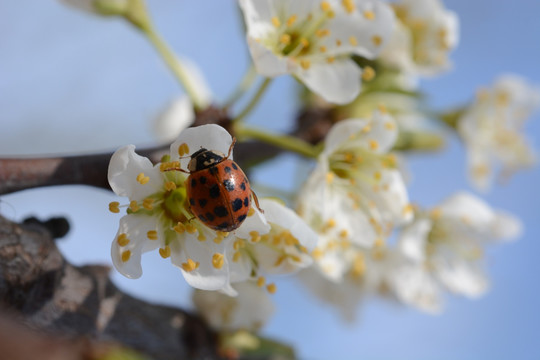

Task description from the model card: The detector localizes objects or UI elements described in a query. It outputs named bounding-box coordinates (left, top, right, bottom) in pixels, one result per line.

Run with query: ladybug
left=184, top=138, right=261, bottom=232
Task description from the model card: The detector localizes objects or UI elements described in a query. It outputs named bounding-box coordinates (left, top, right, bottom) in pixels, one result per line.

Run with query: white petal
left=170, top=236, right=231, bottom=291
left=111, top=214, right=161, bottom=279
left=439, top=192, right=495, bottom=231
left=108, top=145, right=162, bottom=200
left=323, top=118, right=371, bottom=155
left=398, top=217, right=432, bottom=262
left=259, top=198, right=318, bottom=251
left=433, top=251, right=489, bottom=298
left=247, top=37, right=291, bottom=77
left=294, top=59, right=361, bottom=105
left=170, top=124, right=233, bottom=169
left=153, top=96, right=195, bottom=143
left=233, top=204, right=270, bottom=239
left=491, top=211, right=523, bottom=241
left=238, top=0, right=277, bottom=38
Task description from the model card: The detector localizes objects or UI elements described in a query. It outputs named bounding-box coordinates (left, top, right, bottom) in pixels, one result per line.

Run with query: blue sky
left=1, top=0, right=540, bottom=359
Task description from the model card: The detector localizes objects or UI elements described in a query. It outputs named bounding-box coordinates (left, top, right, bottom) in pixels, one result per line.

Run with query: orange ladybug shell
left=187, top=159, right=251, bottom=232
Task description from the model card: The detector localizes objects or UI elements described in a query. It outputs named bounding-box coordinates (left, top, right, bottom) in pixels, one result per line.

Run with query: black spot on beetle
left=189, top=198, right=195, bottom=206
left=232, top=163, right=238, bottom=170
left=224, top=166, right=232, bottom=173
left=205, top=212, right=215, bottom=222
left=209, top=167, right=218, bottom=175
left=216, top=221, right=231, bottom=230
left=209, top=184, right=220, bottom=198
left=237, top=214, right=247, bottom=223
left=198, top=198, right=208, bottom=208
left=223, top=179, right=235, bottom=191
left=214, top=206, right=228, bottom=217
left=199, top=176, right=207, bottom=184
left=243, top=197, right=249, bottom=207
left=232, top=198, right=243, bottom=212
left=191, top=178, right=197, bottom=187
left=240, top=182, right=246, bottom=191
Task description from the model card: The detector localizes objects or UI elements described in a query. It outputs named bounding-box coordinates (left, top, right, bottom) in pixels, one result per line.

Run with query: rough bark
left=0, top=215, right=219, bottom=360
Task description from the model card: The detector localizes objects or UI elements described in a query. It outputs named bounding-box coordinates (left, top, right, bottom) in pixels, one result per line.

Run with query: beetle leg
left=163, top=167, right=190, bottom=174
left=251, top=189, right=264, bottom=213
left=226, top=137, right=237, bottom=159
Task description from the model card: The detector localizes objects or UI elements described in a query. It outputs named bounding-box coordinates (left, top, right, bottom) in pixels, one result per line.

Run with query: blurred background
left=1, top=0, right=539, bottom=359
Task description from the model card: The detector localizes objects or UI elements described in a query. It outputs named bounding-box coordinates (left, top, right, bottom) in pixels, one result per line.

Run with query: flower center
left=162, top=187, right=190, bottom=223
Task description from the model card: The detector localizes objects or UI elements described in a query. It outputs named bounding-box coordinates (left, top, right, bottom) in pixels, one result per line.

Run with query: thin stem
left=233, top=78, right=272, bottom=123
left=142, top=26, right=205, bottom=110
left=224, top=65, right=257, bottom=108
left=235, top=125, right=318, bottom=158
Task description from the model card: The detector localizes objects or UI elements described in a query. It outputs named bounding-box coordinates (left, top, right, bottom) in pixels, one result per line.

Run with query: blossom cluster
left=62, top=0, right=538, bottom=336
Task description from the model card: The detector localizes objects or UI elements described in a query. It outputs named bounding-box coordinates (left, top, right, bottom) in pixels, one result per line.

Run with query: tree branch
left=0, top=215, right=219, bottom=360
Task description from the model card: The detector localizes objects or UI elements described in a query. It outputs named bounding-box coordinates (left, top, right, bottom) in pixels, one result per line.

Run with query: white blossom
left=108, top=125, right=269, bottom=295
left=398, top=192, right=522, bottom=301
left=192, top=281, right=274, bottom=331
left=239, top=0, right=395, bottom=104
left=298, top=109, right=412, bottom=281
left=458, top=74, right=540, bottom=191
left=380, top=0, right=459, bottom=77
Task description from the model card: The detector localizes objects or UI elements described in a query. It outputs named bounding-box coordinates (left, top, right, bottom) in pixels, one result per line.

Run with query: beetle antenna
left=226, top=138, right=237, bottom=159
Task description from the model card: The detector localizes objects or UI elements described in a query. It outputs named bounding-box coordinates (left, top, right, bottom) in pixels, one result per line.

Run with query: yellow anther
left=233, top=239, right=246, bottom=251
left=117, top=233, right=129, bottom=247
left=177, top=143, right=190, bottom=156
left=173, top=222, right=186, bottom=234
left=186, top=224, right=197, bottom=234
left=430, top=208, right=442, bottom=219
left=121, top=250, right=131, bottom=263
left=159, top=246, right=171, bottom=259
left=326, top=172, right=335, bottom=184
left=271, top=16, right=281, bottom=27
left=336, top=39, right=342, bottom=47
left=147, top=230, right=158, bottom=240
left=319, top=45, right=327, bottom=53
left=213, top=235, right=224, bottom=244
left=129, top=200, right=140, bottom=212
left=363, top=10, right=375, bottom=20
left=143, top=198, right=154, bottom=210
left=362, top=124, right=372, bottom=133
left=300, top=59, right=311, bottom=70
left=109, top=201, right=120, bottom=213
left=257, top=276, right=266, bottom=287
left=136, top=172, right=150, bottom=185
left=362, top=66, right=376, bottom=81
left=197, top=232, right=206, bottom=241
left=374, top=237, right=385, bottom=248
left=316, top=29, right=330, bottom=38
left=250, top=231, right=261, bottom=243
left=372, top=35, right=382, bottom=46
left=298, top=245, right=308, bottom=253
left=369, top=139, right=379, bottom=150
left=321, top=1, right=332, bottom=12
left=280, top=34, right=291, bottom=45
left=339, top=229, right=349, bottom=238
left=300, top=38, right=310, bottom=48
left=266, top=283, right=277, bottom=294
left=248, top=207, right=255, bottom=217
left=342, top=0, right=355, bottom=13
left=382, top=184, right=390, bottom=191
left=165, top=181, right=177, bottom=191
left=349, top=36, right=358, bottom=46
left=181, top=258, right=199, bottom=272
left=212, top=253, right=225, bottom=269
left=327, top=218, right=337, bottom=228
left=403, top=204, right=414, bottom=214
left=374, top=171, right=382, bottom=181
left=384, top=121, right=395, bottom=130
left=352, top=254, right=365, bottom=277
left=326, top=56, right=335, bottom=64
left=232, top=251, right=242, bottom=262
left=160, top=161, right=180, bottom=172
left=286, top=15, right=297, bottom=27
left=312, top=248, right=323, bottom=259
